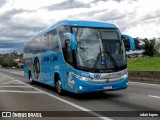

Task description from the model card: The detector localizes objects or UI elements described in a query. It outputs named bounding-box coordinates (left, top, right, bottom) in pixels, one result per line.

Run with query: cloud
left=142, top=10, right=160, bottom=22
left=0, top=8, right=35, bottom=22
left=0, top=40, right=24, bottom=53
left=0, top=0, right=6, bottom=8
left=94, top=10, right=126, bottom=21
left=91, top=0, right=125, bottom=3
left=0, top=22, right=45, bottom=39
left=0, top=8, right=46, bottom=40
left=44, top=0, right=91, bottom=11
left=0, top=8, right=46, bottom=53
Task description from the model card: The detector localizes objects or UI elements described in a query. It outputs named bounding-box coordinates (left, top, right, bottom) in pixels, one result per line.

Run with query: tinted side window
left=58, top=25, right=71, bottom=48
left=49, top=29, right=59, bottom=51
left=31, top=39, right=37, bottom=53
left=41, top=34, right=49, bottom=52
left=24, top=37, right=42, bottom=53
left=35, top=38, right=41, bottom=53
left=37, top=37, right=42, bottom=52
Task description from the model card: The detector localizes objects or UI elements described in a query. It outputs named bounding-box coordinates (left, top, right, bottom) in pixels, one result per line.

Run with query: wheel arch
left=54, top=72, right=59, bottom=80
left=28, top=69, right=31, bottom=79
left=54, top=72, right=65, bottom=95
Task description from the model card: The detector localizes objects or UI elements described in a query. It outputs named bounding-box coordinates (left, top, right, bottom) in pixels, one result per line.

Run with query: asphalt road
left=0, top=68, right=160, bottom=120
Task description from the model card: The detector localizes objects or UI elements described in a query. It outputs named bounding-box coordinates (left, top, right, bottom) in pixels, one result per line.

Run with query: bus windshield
left=72, top=27, right=126, bottom=71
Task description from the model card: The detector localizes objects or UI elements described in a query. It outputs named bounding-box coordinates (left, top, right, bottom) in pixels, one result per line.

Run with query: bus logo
left=94, top=73, right=101, bottom=79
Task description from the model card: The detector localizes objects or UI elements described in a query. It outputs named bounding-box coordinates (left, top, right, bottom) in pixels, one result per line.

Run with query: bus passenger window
left=58, top=26, right=71, bottom=48
left=41, top=34, right=49, bottom=52
left=49, top=30, right=59, bottom=51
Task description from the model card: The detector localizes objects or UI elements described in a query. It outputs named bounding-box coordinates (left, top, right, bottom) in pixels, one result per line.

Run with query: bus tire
left=55, top=75, right=64, bottom=95
left=29, top=71, right=34, bottom=84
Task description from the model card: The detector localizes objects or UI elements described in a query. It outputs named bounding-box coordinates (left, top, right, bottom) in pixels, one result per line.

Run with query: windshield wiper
left=92, top=45, right=120, bottom=72
left=104, top=44, right=119, bottom=70
left=92, top=53, right=101, bottom=72
left=92, top=46, right=107, bottom=72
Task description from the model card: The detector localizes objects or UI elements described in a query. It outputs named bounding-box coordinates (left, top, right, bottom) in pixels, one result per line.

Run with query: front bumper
left=74, top=77, right=128, bottom=93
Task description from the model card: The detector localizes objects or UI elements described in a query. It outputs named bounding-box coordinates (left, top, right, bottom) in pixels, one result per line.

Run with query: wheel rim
left=56, top=79, right=62, bottom=93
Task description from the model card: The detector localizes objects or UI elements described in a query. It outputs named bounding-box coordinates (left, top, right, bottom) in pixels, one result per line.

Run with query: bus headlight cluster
left=79, top=86, right=83, bottom=90
left=74, top=74, right=91, bottom=81
left=121, top=73, right=128, bottom=79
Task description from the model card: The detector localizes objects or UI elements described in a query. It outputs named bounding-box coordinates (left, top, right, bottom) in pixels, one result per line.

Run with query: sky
left=0, top=0, right=160, bottom=53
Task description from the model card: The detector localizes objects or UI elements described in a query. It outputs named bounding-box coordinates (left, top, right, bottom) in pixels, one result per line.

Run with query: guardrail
left=129, top=71, right=160, bottom=84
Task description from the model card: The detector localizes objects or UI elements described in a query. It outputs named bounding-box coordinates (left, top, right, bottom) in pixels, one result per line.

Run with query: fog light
left=79, top=86, right=83, bottom=90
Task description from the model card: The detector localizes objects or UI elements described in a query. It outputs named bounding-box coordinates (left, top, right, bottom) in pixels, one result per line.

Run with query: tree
left=142, top=38, right=158, bottom=57
left=0, top=54, right=18, bottom=67
left=123, top=37, right=143, bottom=51
left=134, top=37, right=143, bottom=50
left=123, top=39, right=130, bottom=51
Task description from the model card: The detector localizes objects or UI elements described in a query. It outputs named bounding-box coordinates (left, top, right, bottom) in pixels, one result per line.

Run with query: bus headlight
left=121, top=73, right=128, bottom=79
left=74, top=74, right=91, bottom=81
left=79, top=86, right=83, bottom=90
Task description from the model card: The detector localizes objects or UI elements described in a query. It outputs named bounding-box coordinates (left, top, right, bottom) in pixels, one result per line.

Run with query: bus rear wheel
left=55, top=76, right=64, bottom=95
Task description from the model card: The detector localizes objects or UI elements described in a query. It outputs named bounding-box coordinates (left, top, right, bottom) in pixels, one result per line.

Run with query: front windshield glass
left=72, top=27, right=126, bottom=71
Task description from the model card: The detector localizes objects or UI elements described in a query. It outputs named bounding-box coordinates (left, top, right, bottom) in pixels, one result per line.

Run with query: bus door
left=49, top=51, right=59, bottom=85
left=41, top=51, right=51, bottom=84
left=64, top=39, right=75, bottom=91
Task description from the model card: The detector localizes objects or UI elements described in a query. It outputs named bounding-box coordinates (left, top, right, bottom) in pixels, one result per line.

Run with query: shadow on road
left=32, top=81, right=123, bottom=100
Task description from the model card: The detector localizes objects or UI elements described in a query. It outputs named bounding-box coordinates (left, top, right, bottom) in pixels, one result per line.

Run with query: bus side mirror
left=64, top=40, right=73, bottom=63
left=121, top=34, right=135, bottom=50
left=64, top=33, right=76, bottom=50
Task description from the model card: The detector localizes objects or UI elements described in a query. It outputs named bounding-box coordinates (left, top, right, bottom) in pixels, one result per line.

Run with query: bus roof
left=42, top=20, right=117, bottom=33
left=54, top=20, right=116, bottom=28
left=48, top=20, right=117, bottom=30
left=29, top=20, right=117, bottom=42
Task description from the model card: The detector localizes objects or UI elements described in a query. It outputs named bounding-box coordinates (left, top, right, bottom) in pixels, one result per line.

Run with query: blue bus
left=23, top=20, right=135, bottom=94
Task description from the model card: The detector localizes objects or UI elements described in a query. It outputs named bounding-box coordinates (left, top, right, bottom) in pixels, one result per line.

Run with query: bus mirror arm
left=64, top=33, right=77, bottom=50
left=121, top=34, right=135, bottom=50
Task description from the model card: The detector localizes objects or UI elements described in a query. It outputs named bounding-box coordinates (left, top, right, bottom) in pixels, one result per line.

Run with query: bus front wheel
left=55, top=76, right=64, bottom=95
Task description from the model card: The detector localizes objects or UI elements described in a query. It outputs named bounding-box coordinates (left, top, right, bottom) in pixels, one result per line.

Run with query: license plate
left=103, top=86, right=112, bottom=90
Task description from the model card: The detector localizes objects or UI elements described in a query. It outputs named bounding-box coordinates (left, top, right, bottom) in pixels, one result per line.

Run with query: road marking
left=18, top=80, right=112, bottom=120
left=0, top=80, right=23, bottom=86
left=0, top=90, right=42, bottom=93
left=0, top=73, right=14, bottom=79
left=148, top=95, right=160, bottom=99
left=0, top=80, right=17, bottom=85
left=11, top=71, right=23, bottom=75
left=0, top=73, right=112, bottom=120
left=12, top=72, right=20, bottom=74
left=129, top=82, right=160, bottom=87
left=0, top=74, right=40, bottom=93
